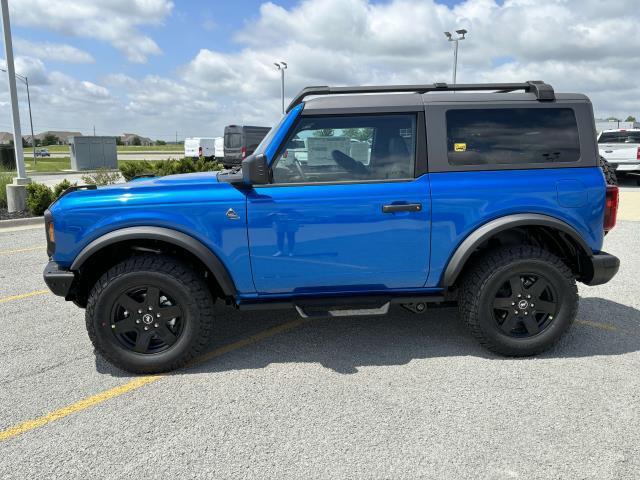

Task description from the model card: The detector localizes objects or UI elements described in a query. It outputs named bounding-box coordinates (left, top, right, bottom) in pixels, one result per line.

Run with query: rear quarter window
left=447, top=108, right=580, bottom=166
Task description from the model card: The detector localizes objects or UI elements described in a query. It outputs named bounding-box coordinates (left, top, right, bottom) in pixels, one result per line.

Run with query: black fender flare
left=70, top=226, right=237, bottom=297
left=441, top=213, right=593, bottom=287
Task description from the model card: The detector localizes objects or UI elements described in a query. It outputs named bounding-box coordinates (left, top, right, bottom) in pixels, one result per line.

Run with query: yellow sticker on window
left=454, top=143, right=467, bottom=152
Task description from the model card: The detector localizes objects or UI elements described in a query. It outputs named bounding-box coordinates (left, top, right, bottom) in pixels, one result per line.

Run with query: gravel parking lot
left=1, top=201, right=639, bottom=479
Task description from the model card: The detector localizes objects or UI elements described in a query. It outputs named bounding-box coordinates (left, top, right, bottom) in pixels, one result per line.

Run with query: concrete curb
left=0, top=216, right=43, bottom=229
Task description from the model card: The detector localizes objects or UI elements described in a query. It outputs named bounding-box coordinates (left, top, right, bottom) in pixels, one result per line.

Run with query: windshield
left=253, top=114, right=288, bottom=156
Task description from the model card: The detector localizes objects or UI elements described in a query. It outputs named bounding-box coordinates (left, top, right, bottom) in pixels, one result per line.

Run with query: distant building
left=0, top=132, right=13, bottom=145
left=35, top=131, right=82, bottom=145
left=120, top=133, right=153, bottom=146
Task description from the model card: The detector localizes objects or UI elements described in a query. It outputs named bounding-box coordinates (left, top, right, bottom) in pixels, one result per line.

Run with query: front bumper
left=582, top=252, right=620, bottom=286
left=43, top=261, right=75, bottom=297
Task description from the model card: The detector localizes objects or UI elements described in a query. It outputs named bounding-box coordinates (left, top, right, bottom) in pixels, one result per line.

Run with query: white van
left=214, top=136, right=224, bottom=160
left=184, top=137, right=220, bottom=159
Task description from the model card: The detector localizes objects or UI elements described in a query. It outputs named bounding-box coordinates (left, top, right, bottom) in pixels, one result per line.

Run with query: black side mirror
left=241, top=153, right=270, bottom=185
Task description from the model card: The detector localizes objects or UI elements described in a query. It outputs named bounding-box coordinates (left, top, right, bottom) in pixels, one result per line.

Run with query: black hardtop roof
left=302, top=91, right=590, bottom=114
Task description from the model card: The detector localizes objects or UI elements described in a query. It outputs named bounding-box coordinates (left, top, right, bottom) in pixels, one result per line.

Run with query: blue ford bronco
left=43, top=81, right=620, bottom=373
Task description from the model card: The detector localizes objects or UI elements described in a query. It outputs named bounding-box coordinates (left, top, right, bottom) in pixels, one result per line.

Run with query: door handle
left=382, top=203, right=422, bottom=213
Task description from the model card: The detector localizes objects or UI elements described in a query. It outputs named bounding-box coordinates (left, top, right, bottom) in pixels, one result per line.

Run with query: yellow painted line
left=576, top=319, right=618, bottom=331
left=0, top=246, right=45, bottom=255
left=0, top=289, right=50, bottom=304
left=0, top=318, right=307, bottom=442
left=0, top=376, right=160, bottom=442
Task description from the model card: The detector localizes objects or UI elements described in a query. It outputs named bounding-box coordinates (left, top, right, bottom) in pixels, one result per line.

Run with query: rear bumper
left=582, top=252, right=620, bottom=286
left=43, top=261, right=75, bottom=297
left=609, top=162, right=640, bottom=172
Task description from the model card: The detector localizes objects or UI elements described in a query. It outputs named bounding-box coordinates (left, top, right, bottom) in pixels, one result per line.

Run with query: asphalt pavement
left=0, top=219, right=639, bottom=479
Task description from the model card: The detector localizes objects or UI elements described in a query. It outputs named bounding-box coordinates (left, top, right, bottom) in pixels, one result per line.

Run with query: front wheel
left=458, top=246, right=578, bottom=356
left=86, top=255, right=215, bottom=373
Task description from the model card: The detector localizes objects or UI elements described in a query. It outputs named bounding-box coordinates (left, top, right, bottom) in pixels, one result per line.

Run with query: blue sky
left=1, top=0, right=638, bottom=140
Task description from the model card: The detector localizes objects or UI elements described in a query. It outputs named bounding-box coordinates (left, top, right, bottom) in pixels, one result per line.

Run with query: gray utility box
left=69, top=136, right=117, bottom=171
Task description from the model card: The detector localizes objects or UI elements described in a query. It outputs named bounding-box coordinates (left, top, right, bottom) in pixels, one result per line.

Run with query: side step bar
left=237, top=294, right=446, bottom=318
left=295, top=303, right=391, bottom=319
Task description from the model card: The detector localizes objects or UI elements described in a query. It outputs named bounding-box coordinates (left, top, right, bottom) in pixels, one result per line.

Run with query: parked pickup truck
left=598, top=129, right=640, bottom=178
left=43, top=81, right=620, bottom=373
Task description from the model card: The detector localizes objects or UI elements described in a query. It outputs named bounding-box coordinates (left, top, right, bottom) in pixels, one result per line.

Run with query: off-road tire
left=86, top=254, right=215, bottom=373
left=458, top=246, right=578, bottom=356
left=599, top=155, right=618, bottom=186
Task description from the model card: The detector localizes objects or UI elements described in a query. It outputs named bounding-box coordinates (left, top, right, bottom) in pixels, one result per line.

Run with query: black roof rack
left=286, top=80, right=554, bottom=112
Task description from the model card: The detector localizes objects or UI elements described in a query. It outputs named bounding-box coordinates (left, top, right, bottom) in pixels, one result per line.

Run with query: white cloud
left=14, top=39, right=94, bottom=64
left=1, top=0, right=640, bottom=139
left=10, top=0, right=173, bottom=63
left=189, top=0, right=637, bottom=121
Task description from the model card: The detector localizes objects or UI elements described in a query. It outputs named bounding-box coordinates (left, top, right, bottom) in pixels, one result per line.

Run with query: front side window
left=447, top=108, right=580, bottom=166
left=272, top=114, right=416, bottom=184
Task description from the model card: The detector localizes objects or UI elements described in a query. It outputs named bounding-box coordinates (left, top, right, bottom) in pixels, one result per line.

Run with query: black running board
left=237, top=294, right=446, bottom=318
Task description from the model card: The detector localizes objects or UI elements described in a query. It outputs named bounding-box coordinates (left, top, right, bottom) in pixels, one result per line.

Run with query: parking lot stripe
left=0, top=317, right=306, bottom=443
left=576, top=319, right=618, bottom=331
left=0, top=246, right=45, bottom=255
left=0, top=289, right=50, bottom=304
left=0, top=375, right=160, bottom=442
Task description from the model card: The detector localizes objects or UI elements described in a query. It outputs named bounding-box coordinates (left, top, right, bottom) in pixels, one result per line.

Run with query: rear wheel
left=458, top=246, right=578, bottom=356
left=86, top=254, right=215, bottom=373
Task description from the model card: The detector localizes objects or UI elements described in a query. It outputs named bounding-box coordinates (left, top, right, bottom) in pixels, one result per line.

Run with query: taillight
left=241, top=146, right=246, bottom=159
left=636, top=147, right=640, bottom=161
left=604, top=185, right=619, bottom=232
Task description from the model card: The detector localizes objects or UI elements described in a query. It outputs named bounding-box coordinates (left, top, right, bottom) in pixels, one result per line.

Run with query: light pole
left=274, top=61, right=287, bottom=115
left=0, top=67, right=36, bottom=165
left=1, top=0, right=30, bottom=213
left=444, top=29, right=467, bottom=87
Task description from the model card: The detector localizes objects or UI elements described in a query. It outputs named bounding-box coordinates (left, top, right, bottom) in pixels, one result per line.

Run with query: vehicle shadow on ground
left=95, top=296, right=640, bottom=377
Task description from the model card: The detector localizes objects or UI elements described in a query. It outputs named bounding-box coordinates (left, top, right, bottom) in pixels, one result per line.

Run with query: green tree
left=116, top=136, right=124, bottom=146
left=343, top=128, right=373, bottom=142
left=155, top=139, right=167, bottom=146
left=313, top=128, right=334, bottom=137
left=625, top=115, right=636, bottom=122
left=43, top=133, right=59, bottom=146
left=132, top=135, right=142, bottom=146
left=8, top=138, right=28, bottom=147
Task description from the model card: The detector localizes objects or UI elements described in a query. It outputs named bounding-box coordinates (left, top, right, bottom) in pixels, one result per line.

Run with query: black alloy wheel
left=111, top=285, right=184, bottom=354
left=491, top=273, right=558, bottom=338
